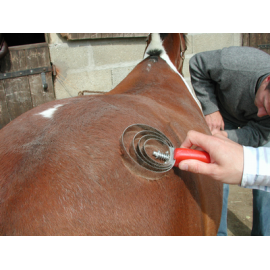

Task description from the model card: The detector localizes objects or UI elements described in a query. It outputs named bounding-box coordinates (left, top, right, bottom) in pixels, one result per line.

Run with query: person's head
left=254, top=75, right=270, bottom=117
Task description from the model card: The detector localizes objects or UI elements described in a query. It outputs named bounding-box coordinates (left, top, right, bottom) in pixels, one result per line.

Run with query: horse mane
left=159, top=33, right=169, bottom=40
left=145, top=33, right=188, bottom=57
left=182, top=33, right=188, bottom=47
left=147, top=49, right=163, bottom=57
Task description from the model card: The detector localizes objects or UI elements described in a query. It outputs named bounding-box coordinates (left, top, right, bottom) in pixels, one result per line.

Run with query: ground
left=227, top=185, right=253, bottom=236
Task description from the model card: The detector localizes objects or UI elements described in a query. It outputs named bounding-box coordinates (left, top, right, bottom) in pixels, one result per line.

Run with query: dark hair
left=159, top=33, right=169, bottom=40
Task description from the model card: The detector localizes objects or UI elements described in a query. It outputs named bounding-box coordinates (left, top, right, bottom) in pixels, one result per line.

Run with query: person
left=189, top=46, right=270, bottom=236
left=178, top=130, right=270, bottom=191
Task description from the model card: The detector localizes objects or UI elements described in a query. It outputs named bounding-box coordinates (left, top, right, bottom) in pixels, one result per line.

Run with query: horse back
left=0, top=58, right=222, bottom=235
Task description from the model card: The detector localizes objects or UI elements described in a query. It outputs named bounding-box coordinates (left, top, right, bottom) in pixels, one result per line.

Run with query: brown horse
left=0, top=34, right=222, bottom=235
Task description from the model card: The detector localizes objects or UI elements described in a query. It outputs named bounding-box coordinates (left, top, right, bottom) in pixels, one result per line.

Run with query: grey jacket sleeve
left=226, top=118, right=270, bottom=147
left=189, top=50, right=223, bottom=115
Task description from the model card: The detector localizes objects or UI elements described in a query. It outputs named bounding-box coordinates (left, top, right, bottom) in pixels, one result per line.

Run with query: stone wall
left=48, top=33, right=242, bottom=99
left=48, top=34, right=147, bottom=99
left=183, top=33, right=242, bottom=89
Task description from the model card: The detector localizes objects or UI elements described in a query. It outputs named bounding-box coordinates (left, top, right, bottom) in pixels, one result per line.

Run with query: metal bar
left=41, top=72, right=48, bottom=90
left=8, top=42, right=48, bottom=51
left=0, top=66, right=52, bottom=80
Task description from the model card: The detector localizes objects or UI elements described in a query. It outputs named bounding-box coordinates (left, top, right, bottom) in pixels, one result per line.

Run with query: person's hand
left=178, top=130, right=244, bottom=185
left=205, top=111, right=225, bottom=134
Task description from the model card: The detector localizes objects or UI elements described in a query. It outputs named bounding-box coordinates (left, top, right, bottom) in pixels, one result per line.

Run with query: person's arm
left=189, top=50, right=223, bottom=117
left=225, top=119, right=270, bottom=147
left=178, top=130, right=270, bottom=192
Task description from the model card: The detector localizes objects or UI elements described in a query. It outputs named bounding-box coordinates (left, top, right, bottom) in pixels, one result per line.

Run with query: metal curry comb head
left=120, top=124, right=210, bottom=179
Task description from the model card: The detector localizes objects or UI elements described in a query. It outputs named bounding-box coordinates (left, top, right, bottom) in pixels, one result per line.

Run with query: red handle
left=173, top=148, right=210, bottom=167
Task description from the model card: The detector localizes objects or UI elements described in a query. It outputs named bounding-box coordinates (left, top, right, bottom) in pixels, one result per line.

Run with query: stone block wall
left=48, top=33, right=242, bottom=99
left=48, top=34, right=147, bottom=99
left=183, top=33, right=242, bottom=89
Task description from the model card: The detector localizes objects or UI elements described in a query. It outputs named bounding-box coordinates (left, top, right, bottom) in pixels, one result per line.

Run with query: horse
left=0, top=33, right=222, bottom=235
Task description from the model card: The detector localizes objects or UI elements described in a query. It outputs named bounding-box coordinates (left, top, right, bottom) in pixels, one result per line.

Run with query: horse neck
left=107, top=56, right=195, bottom=109
left=144, top=33, right=185, bottom=74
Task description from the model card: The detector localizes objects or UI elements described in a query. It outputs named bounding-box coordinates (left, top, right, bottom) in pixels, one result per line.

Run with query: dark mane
left=182, top=33, right=188, bottom=46
left=159, top=33, right=168, bottom=40
left=147, top=49, right=163, bottom=57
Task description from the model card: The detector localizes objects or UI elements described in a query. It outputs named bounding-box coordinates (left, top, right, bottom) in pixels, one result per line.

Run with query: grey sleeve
left=189, top=50, right=223, bottom=116
left=226, top=118, right=270, bottom=147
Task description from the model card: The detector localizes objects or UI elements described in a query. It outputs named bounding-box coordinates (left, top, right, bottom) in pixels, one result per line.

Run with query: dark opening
left=3, top=33, right=46, bottom=47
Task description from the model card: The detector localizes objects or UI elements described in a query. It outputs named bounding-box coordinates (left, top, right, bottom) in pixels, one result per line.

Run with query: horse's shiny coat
left=0, top=34, right=222, bottom=235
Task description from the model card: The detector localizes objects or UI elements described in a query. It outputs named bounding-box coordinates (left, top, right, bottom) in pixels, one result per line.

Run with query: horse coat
left=0, top=34, right=222, bottom=235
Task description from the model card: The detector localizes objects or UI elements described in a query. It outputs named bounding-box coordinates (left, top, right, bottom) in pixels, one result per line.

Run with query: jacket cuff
left=226, top=130, right=239, bottom=143
left=203, top=106, right=219, bottom=116
left=241, top=146, right=257, bottom=187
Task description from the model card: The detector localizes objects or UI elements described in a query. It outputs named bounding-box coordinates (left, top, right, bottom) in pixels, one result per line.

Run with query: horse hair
left=147, top=49, right=163, bottom=57
left=159, top=33, right=169, bottom=40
